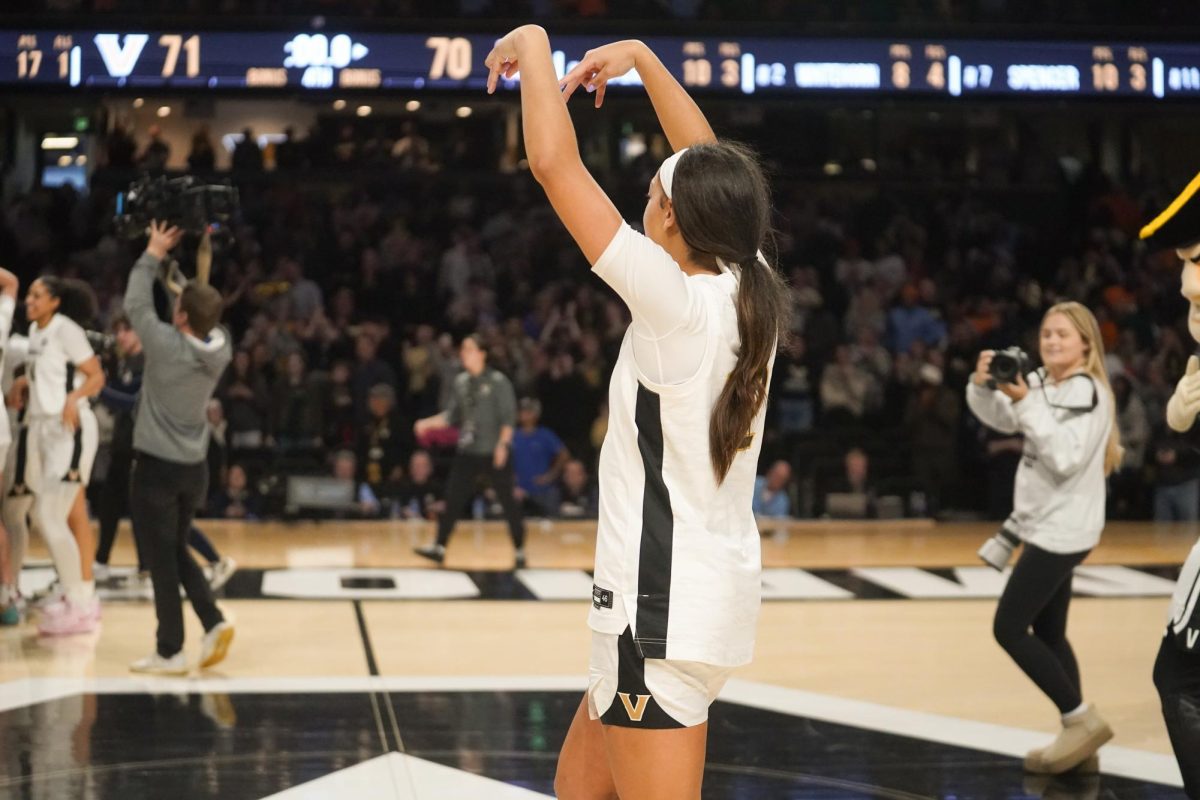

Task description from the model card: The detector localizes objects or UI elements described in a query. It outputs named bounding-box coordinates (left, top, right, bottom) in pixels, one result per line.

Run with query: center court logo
left=617, top=692, right=651, bottom=722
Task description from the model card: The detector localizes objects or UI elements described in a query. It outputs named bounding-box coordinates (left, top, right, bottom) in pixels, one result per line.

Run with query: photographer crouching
left=127, top=221, right=233, bottom=676
left=967, top=301, right=1123, bottom=776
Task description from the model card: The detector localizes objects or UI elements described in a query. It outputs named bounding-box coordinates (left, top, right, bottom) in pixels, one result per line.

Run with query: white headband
left=657, top=147, right=770, bottom=273
left=657, top=148, right=689, bottom=200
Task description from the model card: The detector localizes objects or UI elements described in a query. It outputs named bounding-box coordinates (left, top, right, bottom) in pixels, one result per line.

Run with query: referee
left=127, top=221, right=234, bottom=676
left=413, top=334, right=526, bottom=568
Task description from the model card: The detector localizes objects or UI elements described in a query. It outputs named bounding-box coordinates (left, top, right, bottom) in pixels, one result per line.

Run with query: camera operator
left=967, top=301, right=1123, bottom=776
left=126, top=221, right=233, bottom=676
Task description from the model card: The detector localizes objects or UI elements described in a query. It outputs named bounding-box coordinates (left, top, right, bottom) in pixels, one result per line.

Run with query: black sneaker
left=414, top=544, right=445, bottom=565
left=514, top=548, right=527, bottom=570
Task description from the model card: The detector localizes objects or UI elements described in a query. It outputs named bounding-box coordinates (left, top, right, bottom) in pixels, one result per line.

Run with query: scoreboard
left=6, top=30, right=1200, bottom=99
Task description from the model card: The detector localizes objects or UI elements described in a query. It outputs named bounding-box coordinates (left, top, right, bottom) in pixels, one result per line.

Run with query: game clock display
left=6, top=30, right=1200, bottom=98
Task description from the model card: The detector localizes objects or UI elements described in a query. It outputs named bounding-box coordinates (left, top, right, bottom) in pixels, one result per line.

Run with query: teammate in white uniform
left=967, top=302, right=1122, bottom=775
left=16, top=277, right=105, bottom=635
left=0, top=267, right=23, bottom=625
left=485, top=29, right=788, bottom=799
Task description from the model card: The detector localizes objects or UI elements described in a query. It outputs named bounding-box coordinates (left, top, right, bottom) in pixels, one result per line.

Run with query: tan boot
left=1024, top=749, right=1099, bottom=774
left=1036, top=706, right=1113, bottom=774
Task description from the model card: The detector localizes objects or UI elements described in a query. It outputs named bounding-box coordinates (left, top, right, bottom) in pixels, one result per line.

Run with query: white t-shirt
left=0, top=296, right=16, bottom=446
left=966, top=370, right=1111, bottom=553
left=587, top=223, right=773, bottom=668
left=27, top=314, right=94, bottom=419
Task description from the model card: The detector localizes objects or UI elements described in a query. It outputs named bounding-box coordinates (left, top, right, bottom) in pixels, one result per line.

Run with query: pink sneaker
left=37, top=599, right=100, bottom=636
left=41, top=595, right=101, bottom=621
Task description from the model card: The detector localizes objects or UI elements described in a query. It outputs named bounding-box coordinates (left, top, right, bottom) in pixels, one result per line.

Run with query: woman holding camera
left=967, top=301, right=1122, bottom=775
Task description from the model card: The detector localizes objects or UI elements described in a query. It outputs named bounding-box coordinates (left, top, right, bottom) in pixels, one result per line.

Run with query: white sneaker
left=130, top=651, right=188, bottom=676
left=200, top=620, right=235, bottom=669
left=208, top=556, right=238, bottom=592
left=93, top=563, right=111, bottom=582
left=123, top=572, right=154, bottom=601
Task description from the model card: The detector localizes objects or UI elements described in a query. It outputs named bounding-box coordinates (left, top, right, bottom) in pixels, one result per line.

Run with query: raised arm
left=126, top=221, right=184, bottom=356
left=485, top=25, right=622, bottom=265
left=561, top=40, right=715, bottom=152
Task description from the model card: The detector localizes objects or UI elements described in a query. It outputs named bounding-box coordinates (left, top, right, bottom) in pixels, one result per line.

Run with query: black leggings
left=1153, top=635, right=1200, bottom=797
left=993, top=544, right=1089, bottom=714
left=435, top=453, right=525, bottom=549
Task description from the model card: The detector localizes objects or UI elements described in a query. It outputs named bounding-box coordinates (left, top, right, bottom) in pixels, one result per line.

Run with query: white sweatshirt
left=966, top=370, right=1112, bottom=554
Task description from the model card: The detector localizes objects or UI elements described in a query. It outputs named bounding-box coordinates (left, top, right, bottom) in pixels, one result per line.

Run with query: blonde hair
left=1042, top=301, right=1124, bottom=476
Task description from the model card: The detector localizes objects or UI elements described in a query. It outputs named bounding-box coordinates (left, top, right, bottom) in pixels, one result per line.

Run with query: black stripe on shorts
left=599, top=626, right=684, bottom=730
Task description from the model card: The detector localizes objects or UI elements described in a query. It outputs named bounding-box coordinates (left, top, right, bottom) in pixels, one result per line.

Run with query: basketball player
left=0, top=266, right=21, bottom=625
left=19, top=277, right=106, bottom=636
left=485, top=29, right=788, bottom=798
left=1, top=333, right=33, bottom=625
left=1138, top=172, right=1200, bottom=795
left=967, top=303, right=1122, bottom=775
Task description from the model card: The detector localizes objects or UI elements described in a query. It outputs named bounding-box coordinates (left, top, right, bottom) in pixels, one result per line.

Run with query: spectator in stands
left=396, top=450, right=444, bottom=521
left=206, top=464, right=261, bottom=520
left=904, top=363, right=960, bottom=516
left=753, top=460, right=794, bottom=518
left=106, top=121, right=136, bottom=168
left=358, top=383, right=415, bottom=491
left=277, top=255, right=324, bottom=323
left=275, top=126, right=303, bottom=170
left=556, top=459, right=598, bottom=519
left=820, top=344, right=874, bottom=422
left=821, top=447, right=877, bottom=518
left=323, top=359, right=357, bottom=449
left=391, top=121, right=435, bottom=171
left=887, top=283, right=946, bottom=354
left=218, top=349, right=270, bottom=450
left=402, top=324, right=440, bottom=417
left=352, top=332, right=399, bottom=423
left=206, top=398, right=227, bottom=508
left=331, top=449, right=381, bottom=518
left=1153, top=427, right=1200, bottom=522
left=187, top=126, right=216, bottom=173
left=1111, top=373, right=1150, bottom=518
left=512, top=397, right=569, bottom=515
left=538, top=350, right=595, bottom=457
left=138, top=124, right=170, bottom=171
left=270, top=351, right=322, bottom=451
left=774, top=338, right=814, bottom=435
left=232, top=127, right=263, bottom=173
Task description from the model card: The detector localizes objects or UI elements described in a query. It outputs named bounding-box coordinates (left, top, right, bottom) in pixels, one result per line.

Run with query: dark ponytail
left=37, top=276, right=98, bottom=328
left=670, top=141, right=790, bottom=483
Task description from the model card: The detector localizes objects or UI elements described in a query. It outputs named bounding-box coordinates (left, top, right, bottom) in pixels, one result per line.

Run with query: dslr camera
left=987, top=346, right=1032, bottom=388
left=114, top=174, right=239, bottom=246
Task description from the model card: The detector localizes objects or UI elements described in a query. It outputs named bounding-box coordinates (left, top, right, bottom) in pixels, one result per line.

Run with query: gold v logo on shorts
left=617, top=692, right=651, bottom=722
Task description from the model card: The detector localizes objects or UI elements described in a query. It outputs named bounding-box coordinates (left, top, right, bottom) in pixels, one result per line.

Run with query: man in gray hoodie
left=127, top=221, right=234, bottom=676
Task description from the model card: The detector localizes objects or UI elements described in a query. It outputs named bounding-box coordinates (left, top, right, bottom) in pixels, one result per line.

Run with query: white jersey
left=0, top=296, right=16, bottom=446
left=966, top=370, right=1111, bottom=553
left=587, top=223, right=772, bottom=668
left=27, top=314, right=94, bottom=419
